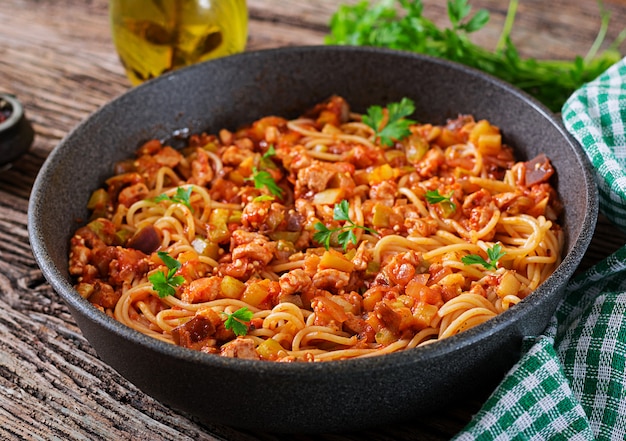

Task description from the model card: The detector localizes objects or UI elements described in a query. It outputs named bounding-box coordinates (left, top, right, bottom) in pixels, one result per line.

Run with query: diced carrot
left=242, top=280, right=271, bottom=307
left=412, top=303, right=439, bottom=329
left=405, top=280, right=442, bottom=305
left=362, top=288, right=384, bottom=312
left=477, top=133, right=502, bottom=155
left=369, top=164, right=396, bottom=184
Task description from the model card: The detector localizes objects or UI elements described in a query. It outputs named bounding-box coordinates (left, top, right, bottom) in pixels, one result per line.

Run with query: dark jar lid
left=0, top=93, right=34, bottom=166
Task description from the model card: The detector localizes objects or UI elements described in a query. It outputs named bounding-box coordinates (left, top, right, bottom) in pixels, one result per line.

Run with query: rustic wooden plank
left=0, top=0, right=625, bottom=440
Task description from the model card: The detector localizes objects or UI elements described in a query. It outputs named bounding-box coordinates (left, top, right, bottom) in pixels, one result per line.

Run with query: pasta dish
left=68, top=96, right=563, bottom=361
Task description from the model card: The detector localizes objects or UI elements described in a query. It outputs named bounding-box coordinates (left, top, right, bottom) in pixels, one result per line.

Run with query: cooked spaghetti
left=68, top=96, right=563, bottom=362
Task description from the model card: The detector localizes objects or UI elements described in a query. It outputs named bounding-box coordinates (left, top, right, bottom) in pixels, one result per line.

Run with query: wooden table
left=2, top=0, right=626, bottom=439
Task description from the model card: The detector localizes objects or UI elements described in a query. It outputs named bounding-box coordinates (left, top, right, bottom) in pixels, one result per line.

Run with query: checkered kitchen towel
left=455, top=58, right=626, bottom=440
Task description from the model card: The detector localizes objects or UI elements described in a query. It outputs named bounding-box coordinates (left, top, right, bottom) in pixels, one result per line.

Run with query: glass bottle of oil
left=109, top=0, right=248, bottom=85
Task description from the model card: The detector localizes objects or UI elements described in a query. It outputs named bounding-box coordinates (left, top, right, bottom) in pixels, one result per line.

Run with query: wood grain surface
left=1, top=0, right=625, bottom=439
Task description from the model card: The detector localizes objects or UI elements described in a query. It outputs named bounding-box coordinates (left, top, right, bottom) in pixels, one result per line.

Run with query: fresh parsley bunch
left=327, top=0, right=625, bottom=112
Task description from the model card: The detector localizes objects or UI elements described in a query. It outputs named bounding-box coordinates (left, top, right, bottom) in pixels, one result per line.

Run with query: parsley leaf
left=246, top=145, right=282, bottom=197
left=313, top=222, right=333, bottom=250
left=461, top=243, right=506, bottom=270
left=262, top=144, right=276, bottom=160
left=259, top=144, right=278, bottom=171
left=155, top=186, right=193, bottom=211
left=252, top=194, right=275, bottom=203
left=425, top=189, right=457, bottom=213
left=223, top=307, right=254, bottom=336
left=313, top=200, right=378, bottom=250
left=362, top=97, right=416, bottom=146
left=149, top=251, right=185, bottom=298
left=337, top=229, right=357, bottom=249
left=333, top=199, right=352, bottom=222
left=248, top=168, right=283, bottom=198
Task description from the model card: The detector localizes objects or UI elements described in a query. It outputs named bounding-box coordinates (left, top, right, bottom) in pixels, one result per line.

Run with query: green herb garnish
left=149, top=251, right=185, bottom=298
left=155, top=186, right=193, bottom=211
left=245, top=145, right=283, bottom=197
left=362, top=98, right=416, bottom=146
left=313, top=200, right=378, bottom=250
left=223, top=307, right=254, bottom=336
left=262, top=144, right=276, bottom=160
left=326, top=0, right=625, bottom=112
left=248, top=168, right=283, bottom=197
left=461, top=243, right=506, bottom=270
left=425, top=189, right=457, bottom=212
left=252, top=194, right=275, bottom=203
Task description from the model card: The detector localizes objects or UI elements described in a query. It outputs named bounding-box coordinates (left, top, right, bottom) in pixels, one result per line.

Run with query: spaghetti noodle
left=68, top=95, right=563, bottom=361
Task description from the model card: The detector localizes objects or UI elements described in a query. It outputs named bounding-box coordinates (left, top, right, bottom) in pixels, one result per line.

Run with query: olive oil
left=109, top=0, right=248, bottom=85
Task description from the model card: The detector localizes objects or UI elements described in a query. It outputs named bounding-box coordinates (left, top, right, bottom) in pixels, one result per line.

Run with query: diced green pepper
left=192, top=237, right=220, bottom=260
left=86, top=188, right=110, bottom=218
left=209, top=208, right=231, bottom=243
left=365, top=261, right=380, bottom=277
left=404, top=133, right=429, bottom=163
left=228, top=210, right=243, bottom=224
left=114, top=228, right=133, bottom=246
left=221, top=275, right=246, bottom=299
left=86, top=219, right=116, bottom=245
left=439, top=200, right=456, bottom=218
left=372, top=203, right=393, bottom=227
left=269, top=231, right=300, bottom=243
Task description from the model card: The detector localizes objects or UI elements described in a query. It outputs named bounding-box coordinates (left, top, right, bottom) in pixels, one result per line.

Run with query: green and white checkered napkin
left=455, top=58, right=626, bottom=440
